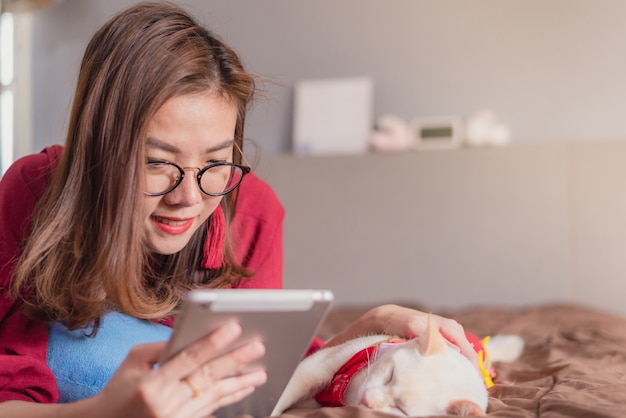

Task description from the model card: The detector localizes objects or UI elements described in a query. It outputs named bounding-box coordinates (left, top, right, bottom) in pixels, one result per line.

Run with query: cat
left=273, top=317, right=523, bottom=417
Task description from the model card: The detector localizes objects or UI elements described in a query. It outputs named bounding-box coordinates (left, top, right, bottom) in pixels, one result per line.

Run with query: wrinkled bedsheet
left=279, top=303, right=626, bottom=418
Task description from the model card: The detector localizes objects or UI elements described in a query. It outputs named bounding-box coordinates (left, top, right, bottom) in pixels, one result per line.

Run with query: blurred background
left=3, top=0, right=626, bottom=315
left=2, top=0, right=626, bottom=158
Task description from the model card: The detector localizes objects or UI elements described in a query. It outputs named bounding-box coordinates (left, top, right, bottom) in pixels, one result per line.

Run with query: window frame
left=1, top=11, right=33, bottom=175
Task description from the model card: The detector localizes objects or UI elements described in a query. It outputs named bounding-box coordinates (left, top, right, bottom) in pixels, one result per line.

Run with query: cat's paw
left=485, top=335, right=524, bottom=363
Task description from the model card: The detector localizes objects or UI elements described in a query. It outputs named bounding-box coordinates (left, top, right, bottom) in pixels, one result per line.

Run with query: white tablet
left=159, top=288, right=334, bottom=418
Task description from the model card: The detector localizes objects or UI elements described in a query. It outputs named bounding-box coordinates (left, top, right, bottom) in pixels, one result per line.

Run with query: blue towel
left=47, top=312, right=172, bottom=402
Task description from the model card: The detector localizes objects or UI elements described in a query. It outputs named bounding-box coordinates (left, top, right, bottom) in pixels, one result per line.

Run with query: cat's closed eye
left=385, top=370, right=395, bottom=385
left=392, top=404, right=409, bottom=416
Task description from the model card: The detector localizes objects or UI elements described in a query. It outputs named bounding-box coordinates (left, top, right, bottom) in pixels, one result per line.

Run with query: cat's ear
left=421, top=314, right=447, bottom=356
left=446, top=399, right=486, bottom=416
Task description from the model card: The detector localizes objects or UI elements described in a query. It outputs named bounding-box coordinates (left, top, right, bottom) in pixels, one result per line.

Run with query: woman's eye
left=146, top=159, right=172, bottom=173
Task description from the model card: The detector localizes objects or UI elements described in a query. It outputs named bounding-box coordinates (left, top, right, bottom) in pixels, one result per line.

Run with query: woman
left=0, top=2, right=476, bottom=417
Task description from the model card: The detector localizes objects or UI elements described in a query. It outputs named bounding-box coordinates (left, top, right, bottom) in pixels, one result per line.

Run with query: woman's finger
left=403, top=311, right=478, bottom=366
left=158, top=321, right=242, bottom=380
left=434, top=316, right=479, bottom=367
left=189, top=339, right=265, bottom=384
left=125, top=340, right=169, bottom=366
left=177, top=339, right=266, bottom=410
left=176, top=370, right=267, bottom=418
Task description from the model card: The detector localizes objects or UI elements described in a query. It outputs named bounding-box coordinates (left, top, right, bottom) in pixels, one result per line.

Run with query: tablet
left=159, top=288, right=334, bottom=418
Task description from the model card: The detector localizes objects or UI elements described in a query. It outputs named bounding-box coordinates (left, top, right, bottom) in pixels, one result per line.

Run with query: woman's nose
left=163, top=169, right=202, bottom=206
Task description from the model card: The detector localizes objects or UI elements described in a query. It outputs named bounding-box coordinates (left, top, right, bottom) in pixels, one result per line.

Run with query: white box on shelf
left=293, top=76, right=374, bottom=155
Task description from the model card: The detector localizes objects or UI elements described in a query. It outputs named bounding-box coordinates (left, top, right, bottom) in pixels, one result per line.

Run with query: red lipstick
left=152, top=216, right=194, bottom=235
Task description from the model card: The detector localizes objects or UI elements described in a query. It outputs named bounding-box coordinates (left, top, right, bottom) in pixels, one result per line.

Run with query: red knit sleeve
left=0, top=146, right=63, bottom=403
left=230, top=173, right=284, bottom=289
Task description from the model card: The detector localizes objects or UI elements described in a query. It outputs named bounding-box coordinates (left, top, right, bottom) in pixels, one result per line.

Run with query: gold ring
left=183, top=377, right=202, bottom=398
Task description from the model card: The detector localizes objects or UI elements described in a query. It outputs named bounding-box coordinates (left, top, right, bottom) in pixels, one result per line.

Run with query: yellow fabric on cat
left=478, top=336, right=495, bottom=388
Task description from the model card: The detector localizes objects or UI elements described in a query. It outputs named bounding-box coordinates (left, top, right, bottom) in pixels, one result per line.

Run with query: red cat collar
left=314, top=332, right=496, bottom=408
left=314, top=338, right=406, bottom=407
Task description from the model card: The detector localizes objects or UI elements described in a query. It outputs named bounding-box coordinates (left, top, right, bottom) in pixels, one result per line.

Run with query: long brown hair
left=11, top=2, right=256, bottom=329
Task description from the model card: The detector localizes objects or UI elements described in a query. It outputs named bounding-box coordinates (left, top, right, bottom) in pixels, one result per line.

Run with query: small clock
left=409, top=116, right=464, bottom=150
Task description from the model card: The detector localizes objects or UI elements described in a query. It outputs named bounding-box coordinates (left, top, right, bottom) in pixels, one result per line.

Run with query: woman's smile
left=151, top=215, right=196, bottom=235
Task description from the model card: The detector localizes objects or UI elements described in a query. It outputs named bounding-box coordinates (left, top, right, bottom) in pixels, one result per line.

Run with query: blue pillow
left=47, top=312, right=172, bottom=402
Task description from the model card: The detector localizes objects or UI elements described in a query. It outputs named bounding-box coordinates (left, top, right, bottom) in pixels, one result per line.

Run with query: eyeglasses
left=144, top=158, right=251, bottom=197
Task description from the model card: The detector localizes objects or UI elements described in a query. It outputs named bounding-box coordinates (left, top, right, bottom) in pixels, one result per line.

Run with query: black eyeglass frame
left=144, top=159, right=252, bottom=197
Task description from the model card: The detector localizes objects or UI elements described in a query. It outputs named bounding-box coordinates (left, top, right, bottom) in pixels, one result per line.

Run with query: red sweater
left=0, top=145, right=315, bottom=403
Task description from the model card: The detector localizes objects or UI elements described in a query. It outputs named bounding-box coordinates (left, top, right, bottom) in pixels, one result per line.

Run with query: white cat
left=273, top=318, right=523, bottom=417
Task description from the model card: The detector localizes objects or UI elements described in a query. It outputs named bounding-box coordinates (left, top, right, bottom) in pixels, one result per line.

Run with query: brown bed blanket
left=279, top=303, right=626, bottom=418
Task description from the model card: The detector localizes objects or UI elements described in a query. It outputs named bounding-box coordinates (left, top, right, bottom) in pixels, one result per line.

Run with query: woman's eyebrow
left=146, top=137, right=234, bottom=154
left=146, top=137, right=179, bottom=153
left=205, top=139, right=235, bottom=154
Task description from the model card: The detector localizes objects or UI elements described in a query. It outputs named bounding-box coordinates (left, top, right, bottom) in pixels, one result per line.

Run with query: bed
left=276, top=302, right=626, bottom=418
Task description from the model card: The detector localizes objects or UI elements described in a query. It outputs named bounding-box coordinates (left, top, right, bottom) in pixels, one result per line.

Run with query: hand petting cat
left=323, top=304, right=479, bottom=367
left=275, top=308, right=524, bottom=417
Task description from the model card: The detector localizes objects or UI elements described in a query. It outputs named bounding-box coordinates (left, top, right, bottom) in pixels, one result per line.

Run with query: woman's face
left=142, top=92, right=238, bottom=255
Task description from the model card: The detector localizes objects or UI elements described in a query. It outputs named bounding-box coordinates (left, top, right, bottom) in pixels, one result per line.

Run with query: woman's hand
left=324, top=304, right=478, bottom=366
left=96, top=322, right=267, bottom=418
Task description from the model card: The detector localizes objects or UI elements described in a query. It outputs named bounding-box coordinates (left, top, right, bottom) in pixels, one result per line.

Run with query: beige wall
left=256, top=142, right=626, bottom=317
left=31, top=0, right=626, bottom=154
left=26, top=1, right=626, bottom=317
